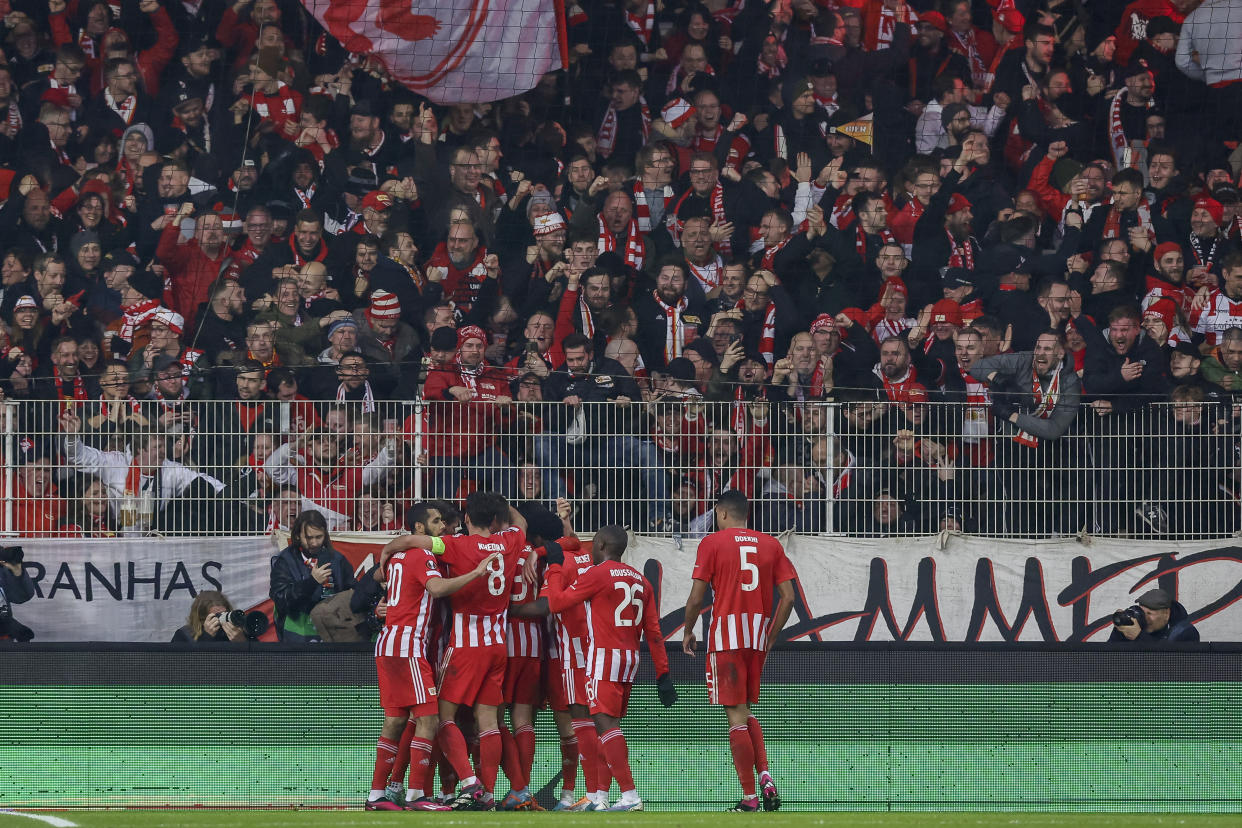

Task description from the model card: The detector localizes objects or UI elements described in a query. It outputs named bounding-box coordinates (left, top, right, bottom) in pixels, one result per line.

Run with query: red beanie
left=1152, top=241, right=1182, bottom=262
left=1194, top=196, right=1224, bottom=227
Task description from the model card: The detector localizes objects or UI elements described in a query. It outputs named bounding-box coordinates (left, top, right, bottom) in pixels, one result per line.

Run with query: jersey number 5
left=739, top=545, right=759, bottom=592
left=613, top=581, right=644, bottom=627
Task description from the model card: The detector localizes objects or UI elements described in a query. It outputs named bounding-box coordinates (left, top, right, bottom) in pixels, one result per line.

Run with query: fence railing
left=2, top=396, right=1239, bottom=539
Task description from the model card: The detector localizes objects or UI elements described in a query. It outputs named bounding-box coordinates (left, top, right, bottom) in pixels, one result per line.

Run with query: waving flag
left=304, top=0, right=568, bottom=103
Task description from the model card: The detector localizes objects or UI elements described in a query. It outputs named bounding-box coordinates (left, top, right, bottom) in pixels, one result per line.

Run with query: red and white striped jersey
left=374, top=547, right=442, bottom=658
left=545, top=559, right=671, bottom=683
left=692, top=528, right=797, bottom=653
left=545, top=538, right=593, bottom=669
left=507, top=544, right=544, bottom=658
left=439, top=526, right=526, bottom=648
left=1190, top=288, right=1242, bottom=345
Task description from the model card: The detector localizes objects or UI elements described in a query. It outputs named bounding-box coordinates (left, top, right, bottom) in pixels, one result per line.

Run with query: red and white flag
left=304, top=0, right=567, bottom=103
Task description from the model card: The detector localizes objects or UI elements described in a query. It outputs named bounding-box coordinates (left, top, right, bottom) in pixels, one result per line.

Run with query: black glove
left=656, top=672, right=678, bottom=707
left=991, top=397, right=1017, bottom=420
left=543, top=544, right=565, bottom=567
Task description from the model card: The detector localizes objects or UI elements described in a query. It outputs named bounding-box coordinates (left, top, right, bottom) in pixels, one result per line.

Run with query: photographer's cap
left=1137, top=588, right=1172, bottom=610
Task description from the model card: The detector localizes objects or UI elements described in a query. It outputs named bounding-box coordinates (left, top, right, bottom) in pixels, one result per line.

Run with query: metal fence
left=2, top=396, right=1239, bottom=539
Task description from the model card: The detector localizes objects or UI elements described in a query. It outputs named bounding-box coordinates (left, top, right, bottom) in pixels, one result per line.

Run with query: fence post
left=825, top=401, right=836, bottom=536
left=3, top=400, right=15, bottom=536
left=412, top=400, right=424, bottom=502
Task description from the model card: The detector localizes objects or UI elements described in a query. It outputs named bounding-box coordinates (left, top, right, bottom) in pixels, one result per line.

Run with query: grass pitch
left=3, top=812, right=1240, bottom=828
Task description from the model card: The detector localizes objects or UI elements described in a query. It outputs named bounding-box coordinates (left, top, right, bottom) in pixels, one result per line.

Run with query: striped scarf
left=598, top=215, right=644, bottom=270
left=632, top=181, right=673, bottom=233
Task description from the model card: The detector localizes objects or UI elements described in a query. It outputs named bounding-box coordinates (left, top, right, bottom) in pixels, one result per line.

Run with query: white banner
left=303, top=0, right=566, bottom=104
left=14, top=536, right=279, bottom=643
left=629, top=535, right=1242, bottom=643
left=11, top=534, right=1242, bottom=642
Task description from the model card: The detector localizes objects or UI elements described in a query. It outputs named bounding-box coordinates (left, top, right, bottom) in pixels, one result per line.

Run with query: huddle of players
left=366, top=488, right=798, bottom=813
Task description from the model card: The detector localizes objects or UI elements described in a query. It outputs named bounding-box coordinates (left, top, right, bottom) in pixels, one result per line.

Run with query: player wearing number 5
left=540, top=524, right=677, bottom=812
left=395, top=492, right=528, bottom=811
left=683, top=491, right=798, bottom=813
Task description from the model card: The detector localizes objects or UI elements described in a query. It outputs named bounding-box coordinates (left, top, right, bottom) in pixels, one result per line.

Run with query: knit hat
left=327, top=318, right=358, bottom=338
left=532, top=212, right=566, bottom=236
left=13, top=295, right=37, bottom=311
left=129, top=269, right=165, bottom=300
left=69, top=230, right=100, bottom=260
left=929, top=298, right=963, bottom=327
left=883, top=276, right=909, bottom=296
left=661, top=96, right=696, bottom=129
left=809, top=313, right=836, bottom=334
left=941, top=102, right=970, bottom=129
left=781, top=75, right=814, bottom=109
left=1194, top=196, right=1224, bottom=227
left=1143, top=297, right=1177, bottom=330
left=1153, top=241, right=1182, bottom=262
left=152, top=308, right=184, bottom=336
left=946, top=193, right=972, bottom=215
left=457, top=324, right=487, bottom=347
left=430, top=327, right=459, bottom=351
left=368, top=289, right=401, bottom=320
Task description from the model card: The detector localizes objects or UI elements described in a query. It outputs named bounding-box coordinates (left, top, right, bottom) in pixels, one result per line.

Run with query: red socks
left=372, top=737, right=398, bottom=790
left=500, top=726, right=527, bottom=791
left=390, top=719, right=417, bottom=786
left=747, top=716, right=769, bottom=774
left=408, top=737, right=433, bottom=792
left=478, top=729, right=502, bottom=793
left=599, top=728, right=635, bottom=792
left=559, top=735, right=579, bottom=793
left=515, top=724, right=536, bottom=784
left=729, top=725, right=757, bottom=796
left=571, top=719, right=605, bottom=794
left=437, top=720, right=476, bottom=783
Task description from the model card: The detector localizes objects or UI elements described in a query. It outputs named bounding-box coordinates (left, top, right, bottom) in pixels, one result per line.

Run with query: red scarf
left=874, top=363, right=918, bottom=401
left=626, top=1, right=654, bottom=45
left=632, top=180, right=672, bottom=233
left=1102, top=202, right=1153, bottom=241
left=428, top=242, right=489, bottom=313
left=856, top=226, right=896, bottom=263
left=760, top=235, right=792, bottom=270
left=757, top=45, right=787, bottom=79
left=105, top=88, right=137, bottom=125
left=598, top=215, right=645, bottom=270
left=946, top=230, right=975, bottom=270
left=654, top=291, right=690, bottom=362
left=862, top=0, right=901, bottom=51
left=951, top=29, right=988, bottom=88
left=737, top=298, right=776, bottom=365
left=53, top=366, right=88, bottom=401
left=1108, top=88, right=1152, bottom=169
left=99, top=394, right=141, bottom=419
left=1014, top=365, right=1061, bottom=447
left=289, top=234, right=328, bottom=267
left=597, top=100, right=650, bottom=159
left=687, top=256, right=723, bottom=292
left=294, top=184, right=316, bottom=209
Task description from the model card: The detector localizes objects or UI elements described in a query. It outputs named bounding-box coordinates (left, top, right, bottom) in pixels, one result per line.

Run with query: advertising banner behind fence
left=12, top=534, right=1242, bottom=643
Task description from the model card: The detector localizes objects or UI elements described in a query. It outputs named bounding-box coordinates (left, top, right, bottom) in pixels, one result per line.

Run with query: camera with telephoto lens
left=1112, top=606, right=1144, bottom=627
left=212, top=609, right=270, bottom=640
left=0, top=545, right=24, bottom=566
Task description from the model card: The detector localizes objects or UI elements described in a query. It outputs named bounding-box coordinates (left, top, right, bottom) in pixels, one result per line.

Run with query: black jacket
left=268, top=543, right=359, bottom=642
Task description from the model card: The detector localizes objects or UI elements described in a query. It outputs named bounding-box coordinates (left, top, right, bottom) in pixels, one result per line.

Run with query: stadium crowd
left=0, top=0, right=1241, bottom=538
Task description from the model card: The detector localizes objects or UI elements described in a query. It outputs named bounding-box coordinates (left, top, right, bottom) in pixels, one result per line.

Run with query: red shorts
left=586, top=676, right=632, bottom=718
left=439, top=644, right=506, bottom=707
left=559, top=656, right=590, bottom=709
left=376, top=655, right=439, bottom=718
left=545, top=656, right=569, bottom=712
left=503, top=655, right=544, bottom=706
left=706, top=648, right=765, bottom=706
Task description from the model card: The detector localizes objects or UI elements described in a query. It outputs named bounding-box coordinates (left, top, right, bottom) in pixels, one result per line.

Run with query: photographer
left=1109, top=589, right=1200, bottom=643
left=0, top=545, right=35, bottom=642
left=172, top=591, right=248, bottom=644
left=269, top=510, right=358, bottom=643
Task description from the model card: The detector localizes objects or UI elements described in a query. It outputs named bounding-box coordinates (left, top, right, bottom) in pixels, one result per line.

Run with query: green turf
left=4, top=681, right=1239, bottom=812
left=2, top=811, right=1241, bottom=828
